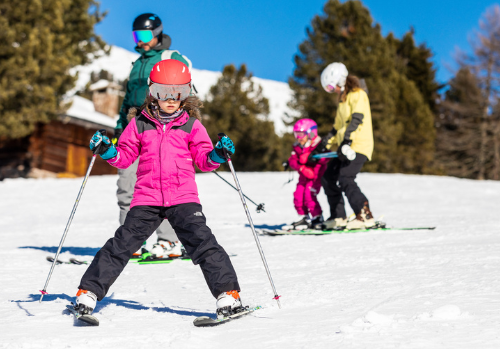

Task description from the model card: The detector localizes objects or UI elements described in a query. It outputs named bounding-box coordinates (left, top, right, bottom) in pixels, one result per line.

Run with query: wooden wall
left=0, top=136, right=31, bottom=180
left=29, top=121, right=117, bottom=177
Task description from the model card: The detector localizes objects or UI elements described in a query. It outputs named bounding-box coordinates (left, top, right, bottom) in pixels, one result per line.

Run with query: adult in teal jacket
left=114, top=13, right=192, bottom=258
left=115, top=13, right=191, bottom=134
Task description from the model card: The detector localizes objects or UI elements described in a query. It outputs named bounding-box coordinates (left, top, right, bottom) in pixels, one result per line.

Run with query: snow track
left=1, top=172, right=499, bottom=348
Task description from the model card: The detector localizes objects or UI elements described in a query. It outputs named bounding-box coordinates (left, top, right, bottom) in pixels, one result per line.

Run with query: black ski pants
left=321, top=154, right=369, bottom=219
left=79, top=203, right=240, bottom=301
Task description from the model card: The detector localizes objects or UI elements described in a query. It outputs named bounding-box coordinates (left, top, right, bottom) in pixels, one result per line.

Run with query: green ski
left=257, top=226, right=436, bottom=236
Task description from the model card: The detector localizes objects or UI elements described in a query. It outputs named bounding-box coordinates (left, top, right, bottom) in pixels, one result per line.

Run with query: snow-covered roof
left=89, top=79, right=121, bottom=91
left=63, top=95, right=118, bottom=129
left=69, top=46, right=297, bottom=135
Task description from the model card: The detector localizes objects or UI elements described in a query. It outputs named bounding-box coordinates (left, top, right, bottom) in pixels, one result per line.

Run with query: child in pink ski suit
left=73, top=60, right=243, bottom=320
left=287, top=119, right=329, bottom=228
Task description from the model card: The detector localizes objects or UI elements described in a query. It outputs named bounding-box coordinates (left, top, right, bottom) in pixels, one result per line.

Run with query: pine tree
left=202, top=64, right=282, bottom=171
left=0, top=0, right=107, bottom=139
left=289, top=0, right=437, bottom=174
left=437, top=5, right=500, bottom=180
left=436, top=67, right=483, bottom=178
left=388, top=31, right=441, bottom=114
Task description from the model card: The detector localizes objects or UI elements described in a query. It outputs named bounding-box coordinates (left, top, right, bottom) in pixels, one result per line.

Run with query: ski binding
left=193, top=305, right=262, bottom=327
left=66, top=303, right=99, bottom=326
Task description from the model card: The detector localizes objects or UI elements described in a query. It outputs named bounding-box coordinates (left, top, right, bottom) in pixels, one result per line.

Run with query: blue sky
left=94, top=0, right=498, bottom=84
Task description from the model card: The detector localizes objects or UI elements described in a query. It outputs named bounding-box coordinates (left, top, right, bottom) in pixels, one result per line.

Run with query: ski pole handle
left=217, top=133, right=231, bottom=160
left=92, top=129, right=108, bottom=156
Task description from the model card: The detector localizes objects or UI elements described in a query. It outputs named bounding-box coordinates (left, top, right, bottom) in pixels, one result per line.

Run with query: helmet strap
left=152, top=24, right=163, bottom=38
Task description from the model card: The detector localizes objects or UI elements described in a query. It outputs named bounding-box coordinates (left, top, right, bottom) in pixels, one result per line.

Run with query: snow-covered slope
left=69, top=46, right=296, bottom=135
left=1, top=172, right=499, bottom=348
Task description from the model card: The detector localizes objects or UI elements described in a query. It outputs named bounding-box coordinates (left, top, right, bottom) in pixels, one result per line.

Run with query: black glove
left=319, top=128, right=337, bottom=152
left=112, top=128, right=123, bottom=145
left=337, top=139, right=353, bottom=163
left=306, top=150, right=320, bottom=165
left=282, top=161, right=290, bottom=171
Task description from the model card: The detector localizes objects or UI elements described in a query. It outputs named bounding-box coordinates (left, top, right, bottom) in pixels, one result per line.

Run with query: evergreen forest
left=1, top=0, right=499, bottom=180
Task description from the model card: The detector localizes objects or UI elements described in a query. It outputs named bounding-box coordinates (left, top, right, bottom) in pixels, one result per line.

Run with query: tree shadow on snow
left=19, top=246, right=99, bottom=256
left=247, top=223, right=286, bottom=230
left=15, top=293, right=213, bottom=319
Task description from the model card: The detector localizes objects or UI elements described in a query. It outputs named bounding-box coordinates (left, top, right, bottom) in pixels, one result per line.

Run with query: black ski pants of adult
left=321, top=153, right=369, bottom=219
left=79, top=203, right=240, bottom=301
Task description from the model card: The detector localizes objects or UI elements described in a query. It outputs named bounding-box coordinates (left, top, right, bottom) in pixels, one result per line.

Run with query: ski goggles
left=133, top=30, right=154, bottom=44
left=324, top=84, right=336, bottom=93
left=294, top=131, right=307, bottom=139
left=149, top=83, right=191, bottom=101
left=133, top=23, right=164, bottom=44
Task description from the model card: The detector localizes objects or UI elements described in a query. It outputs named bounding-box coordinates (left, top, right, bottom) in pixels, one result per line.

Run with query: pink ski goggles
left=324, top=84, right=337, bottom=93
left=149, top=83, right=191, bottom=101
left=293, top=131, right=307, bottom=139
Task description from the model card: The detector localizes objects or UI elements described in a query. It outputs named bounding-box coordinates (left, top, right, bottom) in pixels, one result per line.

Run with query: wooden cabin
left=0, top=82, right=122, bottom=180
left=28, top=97, right=118, bottom=178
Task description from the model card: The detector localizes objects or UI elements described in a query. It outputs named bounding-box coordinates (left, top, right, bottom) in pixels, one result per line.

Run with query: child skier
left=286, top=119, right=329, bottom=230
left=73, top=59, right=242, bottom=320
left=319, top=62, right=375, bottom=230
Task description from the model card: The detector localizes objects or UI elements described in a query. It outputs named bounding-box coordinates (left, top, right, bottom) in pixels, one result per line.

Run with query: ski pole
left=217, top=133, right=281, bottom=308
left=39, top=129, right=107, bottom=302
left=311, top=151, right=338, bottom=159
left=212, top=171, right=265, bottom=213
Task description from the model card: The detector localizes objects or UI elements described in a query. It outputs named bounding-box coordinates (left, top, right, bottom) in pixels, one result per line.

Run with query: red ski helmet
left=149, top=59, right=191, bottom=85
left=149, top=60, right=191, bottom=101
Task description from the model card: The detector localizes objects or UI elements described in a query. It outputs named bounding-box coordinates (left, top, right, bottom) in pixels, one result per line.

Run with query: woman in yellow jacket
left=319, top=62, right=375, bottom=230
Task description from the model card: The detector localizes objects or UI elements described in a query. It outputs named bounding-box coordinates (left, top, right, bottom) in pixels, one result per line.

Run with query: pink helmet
left=293, top=119, right=318, bottom=139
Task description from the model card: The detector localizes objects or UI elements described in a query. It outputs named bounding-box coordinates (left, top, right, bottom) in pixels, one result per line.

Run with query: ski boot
left=310, top=215, right=324, bottom=229
left=346, top=202, right=375, bottom=230
left=283, top=216, right=311, bottom=231
left=150, top=240, right=173, bottom=258
left=216, top=290, right=244, bottom=319
left=150, top=240, right=187, bottom=259
left=167, top=241, right=187, bottom=258
left=75, top=289, right=97, bottom=316
left=132, top=241, right=148, bottom=258
left=66, top=289, right=99, bottom=326
left=318, top=217, right=348, bottom=230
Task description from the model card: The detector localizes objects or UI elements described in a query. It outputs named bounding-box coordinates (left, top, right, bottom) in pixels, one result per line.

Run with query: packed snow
left=1, top=171, right=499, bottom=348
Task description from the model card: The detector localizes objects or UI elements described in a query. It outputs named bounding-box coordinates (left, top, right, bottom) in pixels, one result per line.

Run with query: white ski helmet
left=321, top=62, right=348, bottom=93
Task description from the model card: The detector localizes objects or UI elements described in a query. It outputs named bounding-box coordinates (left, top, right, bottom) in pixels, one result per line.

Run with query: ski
left=193, top=306, right=262, bottom=327
left=69, top=258, right=88, bottom=265
left=48, top=252, right=235, bottom=265
left=136, top=256, right=192, bottom=265
left=46, top=255, right=194, bottom=265
left=66, top=304, right=99, bottom=326
left=134, top=252, right=236, bottom=264
left=257, top=226, right=436, bottom=236
left=46, top=256, right=88, bottom=265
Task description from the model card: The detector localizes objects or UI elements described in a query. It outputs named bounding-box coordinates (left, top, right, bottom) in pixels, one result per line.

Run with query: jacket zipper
left=134, top=55, right=146, bottom=106
left=142, top=111, right=183, bottom=207
left=159, top=123, right=165, bottom=205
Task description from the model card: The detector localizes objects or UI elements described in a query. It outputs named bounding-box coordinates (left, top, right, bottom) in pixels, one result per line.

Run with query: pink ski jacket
left=288, top=136, right=329, bottom=182
left=108, top=109, right=220, bottom=208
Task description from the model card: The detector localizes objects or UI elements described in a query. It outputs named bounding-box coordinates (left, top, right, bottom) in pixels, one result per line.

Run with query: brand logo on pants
left=194, top=212, right=203, bottom=217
